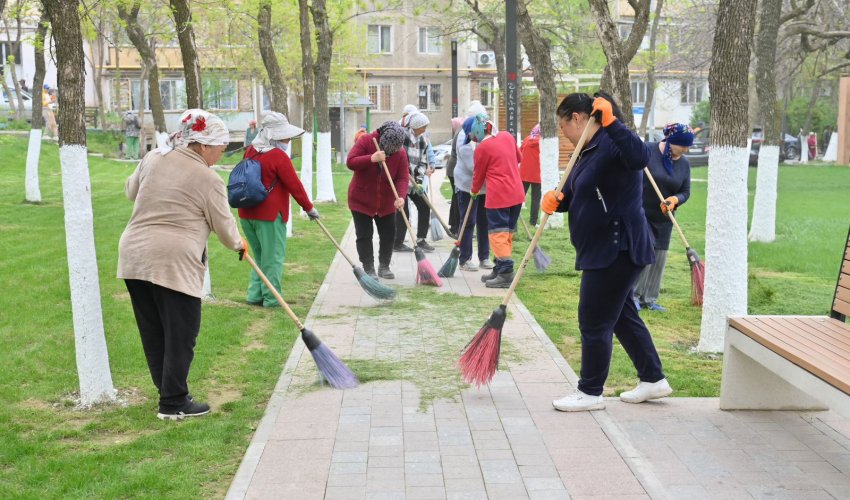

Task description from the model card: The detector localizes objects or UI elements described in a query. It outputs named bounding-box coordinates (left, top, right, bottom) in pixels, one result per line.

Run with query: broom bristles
left=353, top=267, right=396, bottom=300
left=430, top=216, right=445, bottom=241
left=302, top=329, right=358, bottom=389
left=532, top=246, right=551, bottom=272
left=458, top=305, right=507, bottom=387
left=438, top=247, right=460, bottom=278
left=686, top=248, right=705, bottom=306
left=415, top=248, right=443, bottom=286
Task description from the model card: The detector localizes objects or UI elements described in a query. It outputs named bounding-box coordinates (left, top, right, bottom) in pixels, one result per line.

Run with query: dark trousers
left=395, top=192, right=429, bottom=245
left=576, top=252, right=665, bottom=396
left=456, top=191, right=489, bottom=263
left=125, top=279, right=201, bottom=411
left=448, top=176, right=460, bottom=233
left=523, top=181, right=542, bottom=226
left=352, top=210, right=396, bottom=270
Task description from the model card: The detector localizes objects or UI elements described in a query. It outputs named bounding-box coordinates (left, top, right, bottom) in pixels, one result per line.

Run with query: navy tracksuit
left=554, top=120, right=665, bottom=396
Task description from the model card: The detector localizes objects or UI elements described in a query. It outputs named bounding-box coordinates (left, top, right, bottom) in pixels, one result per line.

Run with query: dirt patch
left=207, top=385, right=242, bottom=410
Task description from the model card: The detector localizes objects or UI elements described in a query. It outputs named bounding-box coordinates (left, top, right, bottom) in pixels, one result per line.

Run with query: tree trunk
left=42, top=0, right=116, bottom=406
left=698, top=0, right=757, bottom=353
left=802, top=79, right=821, bottom=133
left=2, top=8, right=26, bottom=120
left=169, top=0, right=203, bottom=109
left=516, top=1, right=561, bottom=227
left=311, top=0, right=335, bottom=202
left=749, top=0, right=782, bottom=243
left=588, top=0, right=651, bottom=130
left=639, top=0, right=664, bottom=138
left=298, top=0, right=314, bottom=202
left=258, top=0, right=288, bottom=115
left=25, top=10, right=48, bottom=204
left=117, top=2, right=167, bottom=133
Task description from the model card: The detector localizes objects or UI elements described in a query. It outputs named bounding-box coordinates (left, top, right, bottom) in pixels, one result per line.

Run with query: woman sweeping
left=520, top=123, right=542, bottom=227
left=541, top=93, right=671, bottom=411
left=453, top=116, right=492, bottom=272
left=633, top=123, right=694, bottom=312
left=118, top=109, right=246, bottom=420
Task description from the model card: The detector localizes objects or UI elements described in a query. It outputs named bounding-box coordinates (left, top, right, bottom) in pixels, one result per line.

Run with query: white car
left=431, top=139, right=453, bottom=169
left=0, top=88, right=33, bottom=113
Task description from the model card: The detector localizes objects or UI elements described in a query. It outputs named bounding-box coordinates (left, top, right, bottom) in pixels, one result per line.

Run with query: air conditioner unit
left=476, top=51, right=495, bottom=66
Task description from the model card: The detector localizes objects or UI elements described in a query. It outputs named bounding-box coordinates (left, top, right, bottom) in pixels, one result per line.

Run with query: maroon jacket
left=346, top=131, right=410, bottom=217
left=238, top=146, right=313, bottom=222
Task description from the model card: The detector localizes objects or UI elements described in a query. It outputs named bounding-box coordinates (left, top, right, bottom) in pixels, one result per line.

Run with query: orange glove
left=541, top=190, right=564, bottom=215
left=660, top=196, right=679, bottom=215
left=239, top=238, right=249, bottom=260
left=592, top=97, right=616, bottom=127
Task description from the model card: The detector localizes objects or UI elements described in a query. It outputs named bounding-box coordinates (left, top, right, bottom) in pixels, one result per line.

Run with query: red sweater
left=519, top=136, right=541, bottom=183
left=472, top=131, right=525, bottom=209
left=346, top=131, right=410, bottom=217
left=237, top=146, right=313, bottom=222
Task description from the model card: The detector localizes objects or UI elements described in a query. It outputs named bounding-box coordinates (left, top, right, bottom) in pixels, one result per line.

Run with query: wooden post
left=838, top=77, right=850, bottom=165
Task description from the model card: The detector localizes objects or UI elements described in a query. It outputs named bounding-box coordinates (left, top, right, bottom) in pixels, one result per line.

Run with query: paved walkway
left=227, top=170, right=850, bottom=500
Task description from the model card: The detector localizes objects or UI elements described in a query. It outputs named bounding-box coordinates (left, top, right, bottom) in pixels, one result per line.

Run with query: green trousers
left=125, top=136, right=140, bottom=160
left=241, top=215, right=287, bottom=307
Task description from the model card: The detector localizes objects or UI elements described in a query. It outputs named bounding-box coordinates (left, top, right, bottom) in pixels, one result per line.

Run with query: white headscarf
left=167, top=109, right=230, bottom=149
left=400, top=104, right=419, bottom=126
left=252, top=112, right=305, bottom=153
left=406, top=112, right=430, bottom=130
left=467, top=100, right=487, bottom=117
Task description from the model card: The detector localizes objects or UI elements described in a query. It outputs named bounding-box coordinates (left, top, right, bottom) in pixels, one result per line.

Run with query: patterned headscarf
left=530, top=123, right=541, bottom=139
left=467, top=113, right=494, bottom=144
left=661, top=122, right=695, bottom=174
left=168, top=109, right=230, bottom=149
left=377, top=120, right=406, bottom=156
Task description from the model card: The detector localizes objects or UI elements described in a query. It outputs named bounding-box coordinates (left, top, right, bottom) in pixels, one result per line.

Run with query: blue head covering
left=462, top=116, right=476, bottom=144
left=466, top=113, right=492, bottom=144
left=661, top=123, right=695, bottom=174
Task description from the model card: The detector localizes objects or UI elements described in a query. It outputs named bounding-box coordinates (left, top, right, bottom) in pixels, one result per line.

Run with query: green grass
left=0, top=135, right=353, bottom=498
left=513, top=164, right=850, bottom=397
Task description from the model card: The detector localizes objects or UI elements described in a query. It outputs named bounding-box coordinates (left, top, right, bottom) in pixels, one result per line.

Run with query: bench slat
left=784, top=317, right=850, bottom=351
left=835, top=297, right=850, bottom=318
left=840, top=273, right=850, bottom=291
left=836, top=283, right=850, bottom=310
left=729, top=317, right=850, bottom=394
left=758, top=317, right=850, bottom=365
left=815, top=316, right=850, bottom=340
left=842, top=258, right=849, bottom=276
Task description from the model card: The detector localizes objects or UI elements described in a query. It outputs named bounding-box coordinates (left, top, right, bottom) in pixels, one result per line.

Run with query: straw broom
left=519, top=210, right=551, bottom=272
left=373, top=138, right=442, bottom=286
left=411, top=175, right=454, bottom=240
left=459, top=117, right=596, bottom=387
left=438, top=195, right=475, bottom=278
left=426, top=164, right=446, bottom=241
left=241, top=252, right=358, bottom=389
left=312, top=218, right=396, bottom=300
left=642, top=168, right=705, bottom=306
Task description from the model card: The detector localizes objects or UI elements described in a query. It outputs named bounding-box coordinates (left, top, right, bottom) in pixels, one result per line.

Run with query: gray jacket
left=452, top=129, right=485, bottom=194
left=123, top=112, right=141, bottom=138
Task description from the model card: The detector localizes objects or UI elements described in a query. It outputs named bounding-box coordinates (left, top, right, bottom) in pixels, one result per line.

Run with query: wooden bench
left=720, top=226, right=850, bottom=417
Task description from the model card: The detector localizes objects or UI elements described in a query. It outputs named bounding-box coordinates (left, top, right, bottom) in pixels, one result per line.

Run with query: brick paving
left=227, top=170, right=850, bottom=499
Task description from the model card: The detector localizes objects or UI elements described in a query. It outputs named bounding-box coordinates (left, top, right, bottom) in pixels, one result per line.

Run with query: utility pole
left=505, top=0, right=518, bottom=140
left=451, top=39, right=458, bottom=118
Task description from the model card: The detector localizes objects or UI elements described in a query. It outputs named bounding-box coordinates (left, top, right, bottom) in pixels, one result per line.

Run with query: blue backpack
left=227, top=152, right=277, bottom=208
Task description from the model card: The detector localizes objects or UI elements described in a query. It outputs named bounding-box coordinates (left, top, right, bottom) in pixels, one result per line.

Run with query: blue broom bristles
left=353, top=267, right=396, bottom=300
left=438, top=246, right=460, bottom=278
left=430, top=215, right=445, bottom=241
left=302, top=329, right=358, bottom=389
left=533, top=246, right=551, bottom=272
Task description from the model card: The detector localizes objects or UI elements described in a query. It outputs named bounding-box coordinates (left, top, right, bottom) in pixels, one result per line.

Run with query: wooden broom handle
left=313, top=218, right=357, bottom=268
left=455, top=193, right=475, bottom=242
left=243, top=253, right=304, bottom=330
left=410, top=177, right=453, bottom=234
left=373, top=138, right=418, bottom=245
left=501, top=117, right=597, bottom=306
left=642, top=167, right=691, bottom=249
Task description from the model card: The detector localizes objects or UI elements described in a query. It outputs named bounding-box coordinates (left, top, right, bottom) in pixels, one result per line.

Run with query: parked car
left=431, top=139, right=453, bottom=169
left=0, top=88, right=33, bottom=114
left=684, top=127, right=797, bottom=167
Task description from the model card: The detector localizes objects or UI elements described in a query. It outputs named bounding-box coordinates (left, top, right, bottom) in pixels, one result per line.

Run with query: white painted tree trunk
left=799, top=134, right=808, bottom=164
left=748, top=145, right=780, bottom=243
left=823, top=132, right=838, bottom=162
left=315, top=132, right=335, bottom=202
left=698, top=146, right=750, bottom=352
left=201, top=261, right=213, bottom=301
left=540, top=137, right=563, bottom=228
left=60, top=145, right=116, bottom=405
left=301, top=132, right=313, bottom=203
left=25, top=129, right=43, bottom=203
left=287, top=204, right=293, bottom=237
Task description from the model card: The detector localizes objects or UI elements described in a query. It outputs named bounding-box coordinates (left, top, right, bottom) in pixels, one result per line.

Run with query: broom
left=642, top=167, right=705, bottom=306
left=411, top=175, right=454, bottom=240
left=519, top=209, right=551, bottom=272
left=426, top=168, right=445, bottom=241
left=373, top=138, right=442, bottom=286
left=459, top=117, right=597, bottom=387
left=438, top=195, right=474, bottom=278
left=241, top=252, right=358, bottom=389
left=312, top=218, right=396, bottom=300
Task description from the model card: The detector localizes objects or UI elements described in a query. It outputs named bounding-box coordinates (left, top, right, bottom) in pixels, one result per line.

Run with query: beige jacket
left=118, top=146, right=243, bottom=297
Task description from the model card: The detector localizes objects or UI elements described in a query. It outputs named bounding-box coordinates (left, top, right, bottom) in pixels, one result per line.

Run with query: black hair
left=556, top=90, right=625, bottom=122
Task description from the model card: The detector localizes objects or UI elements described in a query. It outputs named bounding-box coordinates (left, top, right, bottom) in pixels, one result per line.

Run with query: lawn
left=0, top=134, right=353, bottom=498
left=512, top=163, right=850, bottom=397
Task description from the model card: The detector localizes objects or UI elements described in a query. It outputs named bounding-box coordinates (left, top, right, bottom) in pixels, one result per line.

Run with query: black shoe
left=378, top=265, right=395, bottom=279
left=485, top=272, right=514, bottom=289
left=157, top=400, right=210, bottom=421
left=480, top=270, right=497, bottom=283
left=417, top=239, right=435, bottom=253
left=394, top=243, right=414, bottom=252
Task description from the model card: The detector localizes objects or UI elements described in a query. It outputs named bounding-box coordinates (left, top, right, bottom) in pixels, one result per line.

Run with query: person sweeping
left=453, top=116, right=491, bottom=273
left=394, top=111, right=436, bottom=253
left=468, top=114, right=525, bottom=288
left=542, top=92, right=671, bottom=412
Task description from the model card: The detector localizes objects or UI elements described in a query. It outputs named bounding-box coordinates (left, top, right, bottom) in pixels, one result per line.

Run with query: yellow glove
left=592, top=97, right=616, bottom=127
left=660, top=196, right=679, bottom=215
left=541, top=190, right=564, bottom=215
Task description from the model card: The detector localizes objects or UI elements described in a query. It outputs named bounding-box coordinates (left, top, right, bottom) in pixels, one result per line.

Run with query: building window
left=418, top=84, right=441, bottom=111
left=480, top=80, right=494, bottom=107
left=159, top=79, right=187, bottom=111
left=681, top=81, right=706, bottom=104
left=418, top=27, right=441, bottom=55
left=631, top=81, right=647, bottom=105
left=130, top=80, right=149, bottom=111
left=368, top=25, right=391, bottom=54
left=204, top=78, right=238, bottom=110
left=475, top=36, right=492, bottom=52
left=368, top=83, right=392, bottom=111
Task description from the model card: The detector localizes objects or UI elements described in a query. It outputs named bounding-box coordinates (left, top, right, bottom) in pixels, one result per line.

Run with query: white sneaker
left=460, top=261, right=479, bottom=271
left=619, top=378, right=672, bottom=403
left=479, top=259, right=495, bottom=270
left=552, top=390, right=605, bottom=412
